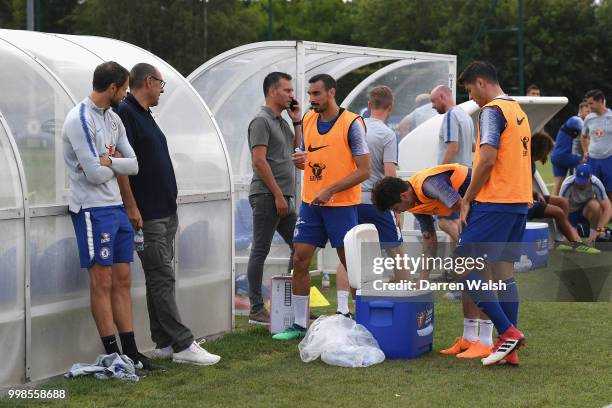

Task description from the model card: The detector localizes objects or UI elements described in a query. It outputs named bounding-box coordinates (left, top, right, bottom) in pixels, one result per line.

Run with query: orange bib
left=408, top=164, right=469, bottom=216
left=474, top=98, right=533, bottom=204
left=301, top=109, right=363, bottom=206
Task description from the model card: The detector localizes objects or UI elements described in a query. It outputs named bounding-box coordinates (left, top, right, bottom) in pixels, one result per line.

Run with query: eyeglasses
left=150, top=75, right=166, bottom=89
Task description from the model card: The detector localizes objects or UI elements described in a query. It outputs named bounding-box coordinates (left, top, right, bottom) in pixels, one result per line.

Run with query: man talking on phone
left=246, top=72, right=303, bottom=325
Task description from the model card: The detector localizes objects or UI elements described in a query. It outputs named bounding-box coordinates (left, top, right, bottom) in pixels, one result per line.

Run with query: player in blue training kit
left=63, top=62, right=157, bottom=371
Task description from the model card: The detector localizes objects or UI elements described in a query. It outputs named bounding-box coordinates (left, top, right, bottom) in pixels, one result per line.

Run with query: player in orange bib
left=272, top=74, right=370, bottom=340
left=455, top=61, right=531, bottom=366
left=373, top=165, right=494, bottom=359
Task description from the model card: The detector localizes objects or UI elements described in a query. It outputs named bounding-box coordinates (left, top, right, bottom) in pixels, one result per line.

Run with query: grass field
left=3, top=269, right=611, bottom=408
left=2, top=161, right=611, bottom=408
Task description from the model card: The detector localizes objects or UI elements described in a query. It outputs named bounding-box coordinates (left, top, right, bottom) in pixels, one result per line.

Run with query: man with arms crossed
left=62, top=62, right=154, bottom=369
left=273, top=74, right=370, bottom=340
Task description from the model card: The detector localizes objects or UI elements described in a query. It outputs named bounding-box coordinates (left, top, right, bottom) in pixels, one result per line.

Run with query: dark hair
left=308, top=74, right=336, bottom=91
left=458, top=61, right=498, bottom=86
left=130, top=63, right=158, bottom=89
left=92, top=61, right=129, bottom=92
left=531, top=131, right=554, bottom=164
left=368, top=85, right=393, bottom=109
left=263, top=72, right=292, bottom=96
left=372, top=177, right=410, bottom=212
left=584, top=89, right=605, bottom=102
left=526, top=84, right=540, bottom=93
left=579, top=100, right=589, bottom=109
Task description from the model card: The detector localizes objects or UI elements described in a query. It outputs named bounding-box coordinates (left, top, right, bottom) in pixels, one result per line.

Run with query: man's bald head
left=430, top=84, right=454, bottom=114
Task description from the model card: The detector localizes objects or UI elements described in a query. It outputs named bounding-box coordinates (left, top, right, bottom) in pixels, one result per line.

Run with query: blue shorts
left=589, top=156, right=612, bottom=192
left=551, top=153, right=581, bottom=178
left=568, top=208, right=589, bottom=227
left=455, top=203, right=527, bottom=262
left=357, top=203, right=402, bottom=248
left=293, top=203, right=358, bottom=248
left=71, top=206, right=134, bottom=269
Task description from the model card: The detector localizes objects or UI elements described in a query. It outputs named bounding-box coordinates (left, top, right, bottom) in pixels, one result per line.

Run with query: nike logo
left=517, top=116, right=526, bottom=125
left=307, top=144, right=329, bottom=152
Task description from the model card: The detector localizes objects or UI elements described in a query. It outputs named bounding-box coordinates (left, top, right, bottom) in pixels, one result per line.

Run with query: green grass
left=2, top=159, right=609, bottom=408
left=2, top=271, right=610, bottom=408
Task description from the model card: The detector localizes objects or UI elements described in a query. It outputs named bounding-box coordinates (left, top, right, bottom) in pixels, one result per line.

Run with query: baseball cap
left=574, top=163, right=592, bottom=185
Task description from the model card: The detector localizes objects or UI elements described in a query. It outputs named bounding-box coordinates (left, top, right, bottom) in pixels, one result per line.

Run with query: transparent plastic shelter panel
left=191, top=51, right=296, bottom=180
left=176, top=201, right=232, bottom=337
left=58, top=34, right=231, bottom=194
left=193, top=58, right=295, bottom=178
left=194, top=47, right=296, bottom=106
left=28, top=215, right=152, bottom=381
left=0, top=39, right=74, bottom=207
left=0, top=122, right=26, bottom=385
left=0, top=220, right=26, bottom=385
left=0, top=118, right=22, bottom=209
left=346, top=60, right=449, bottom=133
left=0, top=30, right=103, bottom=101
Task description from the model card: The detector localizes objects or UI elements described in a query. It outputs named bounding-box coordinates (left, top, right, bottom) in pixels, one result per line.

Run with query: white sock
left=463, top=318, right=479, bottom=341
left=292, top=294, right=309, bottom=329
left=478, top=319, right=494, bottom=345
left=337, top=290, right=350, bottom=315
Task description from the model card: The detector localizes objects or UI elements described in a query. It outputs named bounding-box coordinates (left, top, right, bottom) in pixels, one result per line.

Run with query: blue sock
left=498, top=277, right=519, bottom=326
left=463, top=271, right=512, bottom=334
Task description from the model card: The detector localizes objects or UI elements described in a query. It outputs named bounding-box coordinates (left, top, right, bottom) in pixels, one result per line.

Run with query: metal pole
left=267, top=0, right=272, bottom=41
left=517, top=0, right=525, bottom=95
left=26, top=0, right=34, bottom=30
left=203, top=0, right=208, bottom=60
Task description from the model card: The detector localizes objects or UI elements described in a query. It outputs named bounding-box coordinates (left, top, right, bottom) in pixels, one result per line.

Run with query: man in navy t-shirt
left=116, top=63, right=220, bottom=366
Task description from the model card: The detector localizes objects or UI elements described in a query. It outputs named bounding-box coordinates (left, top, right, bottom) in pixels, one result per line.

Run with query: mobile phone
left=289, top=98, right=298, bottom=111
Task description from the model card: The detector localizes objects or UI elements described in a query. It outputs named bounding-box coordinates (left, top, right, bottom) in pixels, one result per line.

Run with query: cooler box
left=518, top=221, right=549, bottom=271
left=356, top=290, right=434, bottom=359
left=269, top=276, right=295, bottom=334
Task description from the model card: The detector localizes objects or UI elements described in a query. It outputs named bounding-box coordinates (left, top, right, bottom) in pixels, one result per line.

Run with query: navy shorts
left=589, top=156, right=612, bottom=192
left=71, top=205, right=134, bottom=269
left=455, top=203, right=527, bottom=262
left=357, top=203, right=402, bottom=248
left=568, top=207, right=589, bottom=227
left=293, top=203, right=358, bottom=248
left=551, top=153, right=581, bottom=178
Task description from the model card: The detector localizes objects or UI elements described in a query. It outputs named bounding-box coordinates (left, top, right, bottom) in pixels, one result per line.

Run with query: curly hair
left=531, top=131, right=554, bottom=164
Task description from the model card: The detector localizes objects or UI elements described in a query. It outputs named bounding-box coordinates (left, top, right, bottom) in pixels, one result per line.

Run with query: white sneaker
left=172, top=341, right=221, bottom=366
left=153, top=345, right=173, bottom=360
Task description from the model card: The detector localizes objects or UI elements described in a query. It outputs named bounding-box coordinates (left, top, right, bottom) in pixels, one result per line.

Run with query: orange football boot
left=456, top=341, right=493, bottom=359
left=439, top=337, right=474, bottom=355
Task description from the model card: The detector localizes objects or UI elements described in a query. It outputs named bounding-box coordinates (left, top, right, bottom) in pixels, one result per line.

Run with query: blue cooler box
left=519, top=221, right=549, bottom=270
left=355, top=290, right=434, bottom=359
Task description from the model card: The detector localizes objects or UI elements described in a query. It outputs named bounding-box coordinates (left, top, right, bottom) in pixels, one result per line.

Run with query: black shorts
left=527, top=196, right=549, bottom=220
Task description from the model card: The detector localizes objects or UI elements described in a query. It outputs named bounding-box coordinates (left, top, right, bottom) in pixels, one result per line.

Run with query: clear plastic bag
left=298, top=314, right=385, bottom=367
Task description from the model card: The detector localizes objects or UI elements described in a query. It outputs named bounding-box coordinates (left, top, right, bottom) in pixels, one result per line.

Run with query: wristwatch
left=596, top=227, right=605, bottom=232
left=292, top=120, right=302, bottom=126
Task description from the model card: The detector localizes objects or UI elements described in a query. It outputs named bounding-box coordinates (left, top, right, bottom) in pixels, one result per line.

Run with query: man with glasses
left=116, top=63, right=221, bottom=366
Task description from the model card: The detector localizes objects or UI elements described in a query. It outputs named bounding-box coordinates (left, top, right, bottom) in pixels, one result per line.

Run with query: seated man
left=560, top=163, right=612, bottom=243
left=530, top=132, right=599, bottom=253
left=372, top=164, right=495, bottom=359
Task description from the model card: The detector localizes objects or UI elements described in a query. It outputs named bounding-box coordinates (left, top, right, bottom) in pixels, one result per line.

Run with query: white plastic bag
left=298, top=314, right=385, bottom=367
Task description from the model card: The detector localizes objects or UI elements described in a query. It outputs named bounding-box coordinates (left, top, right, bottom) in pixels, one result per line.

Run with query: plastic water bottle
left=134, top=229, right=144, bottom=252
left=321, top=272, right=330, bottom=293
